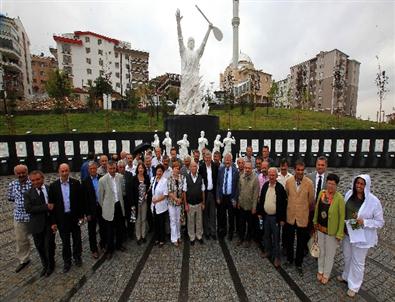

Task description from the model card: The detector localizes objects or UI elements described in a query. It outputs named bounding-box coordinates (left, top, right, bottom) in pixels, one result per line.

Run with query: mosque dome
left=229, top=51, right=254, bottom=69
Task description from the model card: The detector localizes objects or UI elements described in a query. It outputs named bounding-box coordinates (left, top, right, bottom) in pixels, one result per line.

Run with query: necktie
left=224, top=167, right=229, bottom=195
left=154, top=180, right=158, bottom=193
left=39, top=188, right=46, bottom=204
left=316, top=175, right=322, bottom=201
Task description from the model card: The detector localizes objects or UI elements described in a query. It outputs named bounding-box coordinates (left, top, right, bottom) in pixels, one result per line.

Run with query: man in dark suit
left=199, top=151, right=218, bottom=240
left=144, top=154, right=155, bottom=232
left=49, top=163, right=83, bottom=273
left=216, top=153, right=240, bottom=240
left=81, top=161, right=105, bottom=258
left=24, top=170, right=55, bottom=277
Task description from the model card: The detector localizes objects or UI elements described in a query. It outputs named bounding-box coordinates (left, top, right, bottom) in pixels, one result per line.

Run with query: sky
left=2, top=0, right=394, bottom=120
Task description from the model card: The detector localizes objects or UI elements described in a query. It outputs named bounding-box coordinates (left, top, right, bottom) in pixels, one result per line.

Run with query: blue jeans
left=264, top=215, right=280, bottom=258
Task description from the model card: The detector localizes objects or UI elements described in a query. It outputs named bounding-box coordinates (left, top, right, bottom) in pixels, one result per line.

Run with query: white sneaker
left=347, top=289, right=356, bottom=298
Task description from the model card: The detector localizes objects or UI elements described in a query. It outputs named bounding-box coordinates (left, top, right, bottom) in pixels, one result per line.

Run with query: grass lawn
left=1, top=107, right=393, bottom=135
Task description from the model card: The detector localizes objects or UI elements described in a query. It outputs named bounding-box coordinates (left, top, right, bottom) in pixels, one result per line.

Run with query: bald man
left=49, top=163, right=84, bottom=273
left=7, top=164, right=32, bottom=273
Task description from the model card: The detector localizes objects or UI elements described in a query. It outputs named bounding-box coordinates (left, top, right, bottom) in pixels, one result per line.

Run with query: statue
left=162, top=131, right=172, bottom=156
left=212, top=134, right=224, bottom=155
left=152, top=134, right=160, bottom=149
left=174, top=8, right=212, bottom=115
left=177, top=134, right=190, bottom=160
left=222, top=131, right=236, bottom=157
left=198, top=131, right=208, bottom=160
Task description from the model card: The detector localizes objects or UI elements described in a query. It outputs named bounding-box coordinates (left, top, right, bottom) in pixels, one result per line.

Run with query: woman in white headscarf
left=338, top=174, right=384, bottom=298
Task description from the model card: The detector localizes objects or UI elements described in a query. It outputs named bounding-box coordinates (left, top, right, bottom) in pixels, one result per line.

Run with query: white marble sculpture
left=174, top=9, right=211, bottom=115
left=222, top=131, right=236, bottom=157
left=212, top=134, right=224, bottom=155
left=198, top=131, right=209, bottom=160
left=177, top=134, right=190, bottom=160
left=152, top=134, right=160, bottom=149
left=162, top=131, right=172, bottom=156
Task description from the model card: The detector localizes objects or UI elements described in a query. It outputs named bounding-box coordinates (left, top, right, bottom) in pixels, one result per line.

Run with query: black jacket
left=48, top=177, right=83, bottom=230
left=258, top=181, right=287, bottom=223
left=199, top=161, right=218, bottom=198
left=130, top=174, right=151, bottom=209
left=24, top=185, right=50, bottom=234
left=81, top=175, right=101, bottom=217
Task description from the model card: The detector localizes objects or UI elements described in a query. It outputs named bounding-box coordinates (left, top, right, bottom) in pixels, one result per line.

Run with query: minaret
left=232, top=0, right=240, bottom=69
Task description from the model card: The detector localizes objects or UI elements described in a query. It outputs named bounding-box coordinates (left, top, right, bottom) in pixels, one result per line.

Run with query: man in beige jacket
left=284, top=159, right=314, bottom=275
left=99, top=161, right=126, bottom=259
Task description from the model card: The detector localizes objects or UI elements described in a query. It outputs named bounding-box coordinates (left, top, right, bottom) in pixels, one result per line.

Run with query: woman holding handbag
left=313, top=173, right=345, bottom=285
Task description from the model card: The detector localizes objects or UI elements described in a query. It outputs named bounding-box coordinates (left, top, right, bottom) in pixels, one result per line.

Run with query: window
left=115, top=72, right=120, bottom=78
left=100, top=70, right=104, bottom=76
left=85, top=37, right=90, bottom=43
left=125, top=54, right=129, bottom=59
left=115, top=52, right=119, bottom=58
left=126, top=83, right=131, bottom=88
left=85, top=47, right=91, bottom=54
left=116, top=82, right=121, bottom=88
left=86, top=58, right=91, bottom=64
left=87, top=79, right=92, bottom=86
left=98, top=39, right=102, bottom=45
left=87, top=69, right=92, bottom=75
left=126, top=74, right=130, bottom=79
left=62, top=44, right=71, bottom=54
left=99, top=59, right=103, bottom=66
left=98, top=49, right=103, bottom=55
left=126, top=64, right=130, bottom=70
left=115, top=62, right=119, bottom=68
left=40, top=71, right=44, bottom=76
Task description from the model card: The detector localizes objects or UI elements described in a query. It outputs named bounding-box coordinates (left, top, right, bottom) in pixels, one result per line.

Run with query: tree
left=375, top=56, right=389, bottom=124
left=267, top=81, right=279, bottom=114
left=167, top=86, right=179, bottom=103
left=46, top=69, right=72, bottom=131
left=125, top=88, right=139, bottom=119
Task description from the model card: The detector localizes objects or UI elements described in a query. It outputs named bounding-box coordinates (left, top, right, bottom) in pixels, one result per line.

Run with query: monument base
left=164, top=115, right=220, bottom=151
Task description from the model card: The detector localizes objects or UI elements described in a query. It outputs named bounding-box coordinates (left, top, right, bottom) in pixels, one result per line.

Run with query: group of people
left=8, top=145, right=384, bottom=299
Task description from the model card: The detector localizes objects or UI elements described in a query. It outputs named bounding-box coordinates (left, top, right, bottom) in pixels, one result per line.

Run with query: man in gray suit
left=99, top=161, right=126, bottom=259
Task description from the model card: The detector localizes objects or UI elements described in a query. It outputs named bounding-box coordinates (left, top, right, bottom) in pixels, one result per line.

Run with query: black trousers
left=32, top=222, right=55, bottom=270
left=59, top=213, right=82, bottom=265
left=123, top=195, right=133, bottom=240
left=153, top=210, right=168, bottom=243
left=105, top=202, right=125, bottom=252
left=217, top=195, right=236, bottom=237
left=87, top=204, right=106, bottom=252
left=284, top=222, right=309, bottom=267
left=238, top=208, right=253, bottom=241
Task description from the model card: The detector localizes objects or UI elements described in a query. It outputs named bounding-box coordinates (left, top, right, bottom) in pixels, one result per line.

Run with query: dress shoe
left=116, top=246, right=127, bottom=252
left=159, top=242, right=165, bottom=248
left=337, top=275, right=347, bottom=283
left=347, top=289, right=356, bottom=298
left=40, top=268, right=47, bottom=277
left=75, top=258, right=82, bottom=267
left=274, top=258, right=281, bottom=268
left=198, top=239, right=204, bottom=245
left=260, top=252, right=270, bottom=259
left=63, top=264, right=71, bottom=273
left=190, top=240, right=195, bottom=246
left=45, top=268, right=54, bottom=277
left=211, top=235, right=217, bottom=240
left=15, top=260, right=30, bottom=273
left=105, top=252, right=113, bottom=260
left=296, top=266, right=303, bottom=276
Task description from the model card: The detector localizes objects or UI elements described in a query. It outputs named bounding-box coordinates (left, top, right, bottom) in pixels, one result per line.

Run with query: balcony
left=0, top=59, right=22, bottom=72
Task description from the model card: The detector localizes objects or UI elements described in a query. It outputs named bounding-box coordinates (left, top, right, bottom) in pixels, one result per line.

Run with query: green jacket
left=313, top=190, right=345, bottom=240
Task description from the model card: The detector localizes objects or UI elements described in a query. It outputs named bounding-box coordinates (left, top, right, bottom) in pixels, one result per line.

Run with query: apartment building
left=53, top=31, right=149, bottom=96
left=31, top=53, right=57, bottom=95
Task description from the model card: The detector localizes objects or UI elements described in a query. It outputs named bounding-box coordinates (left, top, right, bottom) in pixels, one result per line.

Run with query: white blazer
left=151, top=177, right=168, bottom=215
left=344, top=174, right=384, bottom=249
left=98, top=173, right=125, bottom=222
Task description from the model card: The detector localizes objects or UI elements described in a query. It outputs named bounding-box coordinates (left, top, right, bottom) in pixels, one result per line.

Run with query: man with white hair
left=8, top=164, right=32, bottom=273
left=216, top=153, right=240, bottom=240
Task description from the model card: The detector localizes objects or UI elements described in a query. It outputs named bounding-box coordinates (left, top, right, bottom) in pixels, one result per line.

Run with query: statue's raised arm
left=197, top=24, right=212, bottom=58
left=176, top=9, right=185, bottom=55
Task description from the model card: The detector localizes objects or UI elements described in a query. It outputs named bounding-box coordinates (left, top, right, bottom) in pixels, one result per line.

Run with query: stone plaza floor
left=0, top=168, right=394, bottom=302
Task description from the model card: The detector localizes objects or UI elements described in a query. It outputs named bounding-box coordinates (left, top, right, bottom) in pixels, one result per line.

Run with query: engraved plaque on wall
left=239, top=139, right=247, bottom=153
left=94, top=140, right=103, bottom=154
left=275, top=139, right=283, bottom=153
left=349, top=139, right=357, bottom=152
left=79, top=141, right=89, bottom=155
left=299, top=139, right=307, bottom=153
left=134, top=140, right=143, bottom=148
left=374, top=139, right=384, bottom=152
left=122, top=140, right=130, bottom=153
left=49, top=142, right=59, bottom=156
left=323, top=139, right=332, bottom=153
left=0, top=142, right=9, bottom=158
left=311, top=139, right=319, bottom=153
left=263, top=139, right=271, bottom=149
left=336, top=139, right=344, bottom=153
left=388, top=139, right=395, bottom=152
left=33, top=141, right=44, bottom=157
left=64, top=141, right=74, bottom=156
left=251, top=139, right=259, bottom=153
left=16, top=142, right=27, bottom=157
left=361, top=139, right=370, bottom=152
left=287, top=139, right=295, bottom=153
left=108, top=140, right=117, bottom=154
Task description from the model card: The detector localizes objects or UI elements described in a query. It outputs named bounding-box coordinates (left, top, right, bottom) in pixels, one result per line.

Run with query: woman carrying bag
left=313, top=173, right=345, bottom=285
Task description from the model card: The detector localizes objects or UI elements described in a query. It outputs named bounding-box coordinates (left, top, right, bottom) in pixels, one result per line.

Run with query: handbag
left=308, top=232, right=320, bottom=258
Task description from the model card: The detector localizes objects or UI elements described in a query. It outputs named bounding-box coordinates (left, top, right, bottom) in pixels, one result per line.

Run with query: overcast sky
left=2, top=0, right=394, bottom=120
